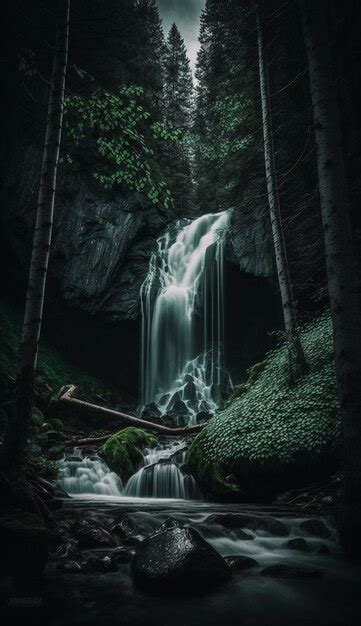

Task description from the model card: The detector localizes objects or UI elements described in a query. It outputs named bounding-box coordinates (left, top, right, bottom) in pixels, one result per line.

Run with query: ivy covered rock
left=100, top=427, right=157, bottom=482
left=188, top=312, right=341, bottom=499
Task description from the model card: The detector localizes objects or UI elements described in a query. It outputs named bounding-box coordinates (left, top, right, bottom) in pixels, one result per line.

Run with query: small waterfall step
left=123, top=439, right=200, bottom=499
left=57, top=440, right=201, bottom=501
left=57, top=448, right=123, bottom=496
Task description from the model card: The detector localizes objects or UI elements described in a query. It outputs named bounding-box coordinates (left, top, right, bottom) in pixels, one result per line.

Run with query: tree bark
left=257, top=10, right=307, bottom=377
left=58, top=385, right=205, bottom=439
left=300, top=0, right=361, bottom=557
left=14, top=0, right=70, bottom=468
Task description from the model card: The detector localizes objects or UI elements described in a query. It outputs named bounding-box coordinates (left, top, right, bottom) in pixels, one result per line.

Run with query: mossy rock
left=100, top=427, right=157, bottom=482
left=188, top=312, right=341, bottom=500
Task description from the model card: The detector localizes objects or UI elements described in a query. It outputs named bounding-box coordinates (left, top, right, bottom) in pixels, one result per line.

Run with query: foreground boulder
left=132, top=526, right=231, bottom=593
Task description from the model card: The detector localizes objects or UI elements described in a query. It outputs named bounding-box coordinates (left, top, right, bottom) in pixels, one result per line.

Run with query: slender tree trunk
left=257, top=11, right=307, bottom=377
left=13, top=0, right=70, bottom=468
left=300, top=0, right=361, bottom=557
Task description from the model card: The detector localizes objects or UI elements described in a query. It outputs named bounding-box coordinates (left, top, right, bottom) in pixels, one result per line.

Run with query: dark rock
left=208, top=514, right=289, bottom=537
left=113, top=548, right=133, bottom=564
left=299, top=519, right=331, bottom=539
left=141, top=402, right=162, bottom=419
left=132, top=527, right=231, bottom=592
left=83, top=555, right=118, bottom=573
left=170, top=400, right=188, bottom=418
left=122, top=534, right=144, bottom=547
left=57, top=560, right=82, bottom=573
left=55, top=539, right=81, bottom=560
left=110, top=516, right=136, bottom=538
left=286, top=538, right=310, bottom=552
left=224, top=555, right=258, bottom=570
left=0, top=512, right=50, bottom=577
left=318, top=544, right=330, bottom=555
left=183, top=379, right=197, bottom=404
left=196, top=410, right=212, bottom=423
left=261, top=564, right=322, bottom=579
left=156, top=518, right=182, bottom=533
left=72, top=519, right=115, bottom=549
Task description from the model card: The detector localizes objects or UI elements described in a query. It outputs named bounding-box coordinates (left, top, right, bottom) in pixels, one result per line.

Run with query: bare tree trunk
left=300, top=0, right=361, bottom=557
left=257, top=10, right=307, bottom=377
left=13, top=0, right=70, bottom=468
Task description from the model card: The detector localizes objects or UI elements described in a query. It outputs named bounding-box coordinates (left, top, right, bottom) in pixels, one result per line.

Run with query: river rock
left=224, top=555, right=258, bottom=570
left=261, top=564, right=322, bottom=579
left=132, top=527, right=231, bottom=592
left=83, top=555, right=118, bottom=573
left=208, top=513, right=289, bottom=537
left=72, top=519, right=115, bottom=549
left=57, top=560, right=82, bottom=573
left=111, top=515, right=137, bottom=538
left=55, top=539, right=82, bottom=560
left=286, top=537, right=310, bottom=552
left=299, top=519, right=331, bottom=539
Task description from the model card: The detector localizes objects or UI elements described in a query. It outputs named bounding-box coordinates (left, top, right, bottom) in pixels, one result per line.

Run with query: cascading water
left=57, top=442, right=200, bottom=500
left=57, top=448, right=123, bottom=496
left=141, top=210, right=231, bottom=425
left=123, top=440, right=199, bottom=499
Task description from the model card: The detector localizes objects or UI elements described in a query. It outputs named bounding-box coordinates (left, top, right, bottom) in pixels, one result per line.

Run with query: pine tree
left=300, top=0, right=361, bottom=557
left=14, top=0, right=70, bottom=469
left=257, top=7, right=307, bottom=377
left=163, top=23, right=194, bottom=214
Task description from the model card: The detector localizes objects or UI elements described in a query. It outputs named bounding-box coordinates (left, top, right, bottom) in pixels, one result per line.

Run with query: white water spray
left=141, top=211, right=231, bottom=424
left=57, top=449, right=123, bottom=496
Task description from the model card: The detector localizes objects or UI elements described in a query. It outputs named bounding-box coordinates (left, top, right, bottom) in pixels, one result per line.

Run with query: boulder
left=132, top=527, right=231, bottom=592
left=261, top=564, right=322, bottom=579
left=299, top=519, right=331, bottom=539
left=224, top=555, right=258, bottom=570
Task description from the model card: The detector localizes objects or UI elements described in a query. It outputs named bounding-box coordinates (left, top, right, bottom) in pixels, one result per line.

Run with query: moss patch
left=188, top=311, right=341, bottom=500
left=100, top=427, right=157, bottom=482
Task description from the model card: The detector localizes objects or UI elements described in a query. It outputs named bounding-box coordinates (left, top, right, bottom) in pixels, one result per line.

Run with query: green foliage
left=0, top=299, right=108, bottom=396
left=31, top=408, right=44, bottom=427
left=188, top=312, right=341, bottom=496
left=100, top=427, right=157, bottom=482
left=63, top=86, right=173, bottom=210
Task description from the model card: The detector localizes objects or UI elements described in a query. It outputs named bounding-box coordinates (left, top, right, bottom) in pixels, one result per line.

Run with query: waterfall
left=57, top=442, right=200, bottom=500
left=57, top=449, right=123, bottom=496
left=123, top=440, right=199, bottom=499
left=141, top=210, right=231, bottom=424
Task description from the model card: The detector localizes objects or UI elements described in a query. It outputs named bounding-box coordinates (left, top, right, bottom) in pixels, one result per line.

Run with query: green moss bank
left=100, top=427, right=157, bottom=482
left=188, top=312, right=341, bottom=500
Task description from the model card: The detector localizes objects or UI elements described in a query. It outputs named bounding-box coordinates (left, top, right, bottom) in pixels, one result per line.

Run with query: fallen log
left=58, top=385, right=205, bottom=444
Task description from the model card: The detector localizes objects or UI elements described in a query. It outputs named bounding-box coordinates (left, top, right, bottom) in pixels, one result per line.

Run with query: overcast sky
left=156, top=0, right=206, bottom=75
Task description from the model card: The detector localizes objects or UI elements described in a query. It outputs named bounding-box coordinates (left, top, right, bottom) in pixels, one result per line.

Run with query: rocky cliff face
left=1, top=133, right=274, bottom=323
